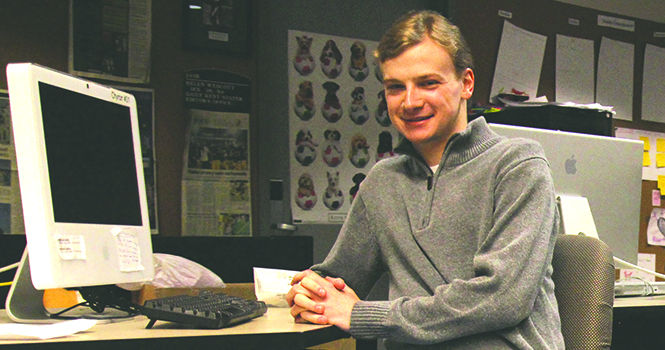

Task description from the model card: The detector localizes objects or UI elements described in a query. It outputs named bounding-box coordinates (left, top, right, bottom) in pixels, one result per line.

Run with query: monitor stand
left=5, top=248, right=141, bottom=324
left=4, top=248, right=54, bottom=323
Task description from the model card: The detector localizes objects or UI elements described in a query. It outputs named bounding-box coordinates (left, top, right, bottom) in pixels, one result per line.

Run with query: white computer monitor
left=5, top=63, right=154, bottom=322
left=490, top=123, right=643, bottom=265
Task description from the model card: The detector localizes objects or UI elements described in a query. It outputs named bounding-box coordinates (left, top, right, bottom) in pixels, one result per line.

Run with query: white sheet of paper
left=641, top=44, right=665, bottom=123
left=620, top=253, right=656, bottom=282
left=0, top=319, right=97, bottom=340
left=253, top=267, right=298, bottom=307
left=555, top=34, right=595, bottom=104
left=490, top=21, right=547, bottom=101
left=647, top=208, right=665, bottom=247
left=596, top=37, right=634, bottom=121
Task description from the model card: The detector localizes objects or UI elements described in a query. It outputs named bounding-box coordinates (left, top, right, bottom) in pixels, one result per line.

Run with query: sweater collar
left=394, top=117, right=501, bottom=171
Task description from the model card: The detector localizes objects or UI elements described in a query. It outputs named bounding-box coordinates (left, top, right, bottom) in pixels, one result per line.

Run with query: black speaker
left=269, top=179, right=296, bottom=232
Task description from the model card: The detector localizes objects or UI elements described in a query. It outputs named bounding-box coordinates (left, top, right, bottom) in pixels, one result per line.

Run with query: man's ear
left=461, top=68, right=474, bottom=100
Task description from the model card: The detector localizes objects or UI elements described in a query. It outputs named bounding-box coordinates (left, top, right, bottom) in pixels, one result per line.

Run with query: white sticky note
left=112, top=228, right=144, bottom=272
left=56, top=235, right=86, bottom=260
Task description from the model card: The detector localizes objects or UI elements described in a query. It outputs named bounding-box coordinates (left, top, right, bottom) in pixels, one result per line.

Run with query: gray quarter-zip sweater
left=312, top=117, right=564, bottom=349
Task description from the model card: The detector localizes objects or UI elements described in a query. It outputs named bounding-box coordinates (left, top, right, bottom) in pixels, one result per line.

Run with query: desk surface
left=0, top=307, right=348, bottom=349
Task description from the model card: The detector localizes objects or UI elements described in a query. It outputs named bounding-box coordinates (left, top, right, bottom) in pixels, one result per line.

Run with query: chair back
left=551, top=234, right=614, bottom=350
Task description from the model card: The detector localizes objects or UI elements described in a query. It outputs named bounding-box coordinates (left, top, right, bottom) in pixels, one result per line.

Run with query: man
left=287, top=10, right=564, bottom=349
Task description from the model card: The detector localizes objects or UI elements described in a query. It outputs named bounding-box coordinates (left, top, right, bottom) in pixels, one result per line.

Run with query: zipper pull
left=427, top=176, right=433, bottom=190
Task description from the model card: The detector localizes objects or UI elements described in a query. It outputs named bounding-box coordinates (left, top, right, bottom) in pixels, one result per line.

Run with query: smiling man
left=287, top=10, right=564, bottom=349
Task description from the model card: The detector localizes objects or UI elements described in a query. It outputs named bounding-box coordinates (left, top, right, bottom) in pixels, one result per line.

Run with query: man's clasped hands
left=286, top=269, right=360, bottom=331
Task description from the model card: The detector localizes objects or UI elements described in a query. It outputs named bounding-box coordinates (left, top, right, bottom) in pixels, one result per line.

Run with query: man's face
left=381, top=37, right=474, bottom=161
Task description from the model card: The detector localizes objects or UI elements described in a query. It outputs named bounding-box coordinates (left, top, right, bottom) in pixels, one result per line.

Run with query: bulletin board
left=450, top=0, right=665, bottom=275
left=450, top=0, right=665, bottom=131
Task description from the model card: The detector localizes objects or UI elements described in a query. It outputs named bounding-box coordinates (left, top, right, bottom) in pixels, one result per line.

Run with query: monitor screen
left=5, top=63, right=154, bottom=292
left=490, top=123, right=643, bottom=265
left=40, top=82, right=142, bottom=226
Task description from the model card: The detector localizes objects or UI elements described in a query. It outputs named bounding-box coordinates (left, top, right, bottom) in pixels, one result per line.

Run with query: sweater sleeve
left=348, top=155, right=560, bottom=344
left=311, top=195, right=386, bottom=299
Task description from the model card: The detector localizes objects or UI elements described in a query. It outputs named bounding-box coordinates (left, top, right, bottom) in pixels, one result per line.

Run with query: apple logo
left=564, top=155, right=577, bottom=174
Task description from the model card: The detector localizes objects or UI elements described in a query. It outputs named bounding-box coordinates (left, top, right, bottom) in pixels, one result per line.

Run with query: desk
left=613, top=295, right=665, bottom=349
left=0, top=307, right=348, bottom=349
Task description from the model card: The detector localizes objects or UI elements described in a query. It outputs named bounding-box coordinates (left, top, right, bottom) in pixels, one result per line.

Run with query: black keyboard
left=141, top=291, right=268, bottom=329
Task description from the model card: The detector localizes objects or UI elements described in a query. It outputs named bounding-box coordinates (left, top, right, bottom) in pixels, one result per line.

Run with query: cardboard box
left=135, top=283, right=256, bottom=305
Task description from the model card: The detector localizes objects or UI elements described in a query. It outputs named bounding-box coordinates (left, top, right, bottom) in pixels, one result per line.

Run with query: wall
left=6, top=1, right=659, bottom=268
left=0, top=0, right=256, bottom=236
left=555, top=0, right=665, bottom=24
left=450, top=0, right=665, bottom=133
left=0, top=0, right=439, bottom=263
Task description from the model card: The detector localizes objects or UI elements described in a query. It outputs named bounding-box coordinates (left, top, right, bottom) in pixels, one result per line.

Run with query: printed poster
left=69, top=0, right=152, bottom=83
left=181, top=69, right=252, bottom=236
left=288, top=30, right=399, bottom=224
left=0, top=91, right=24, bottom=235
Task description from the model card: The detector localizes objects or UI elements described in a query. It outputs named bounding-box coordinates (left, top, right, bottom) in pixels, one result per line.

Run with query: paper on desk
left=0, top=319, right=97, bottom=340
left=254, top=267, right=298, bottom=307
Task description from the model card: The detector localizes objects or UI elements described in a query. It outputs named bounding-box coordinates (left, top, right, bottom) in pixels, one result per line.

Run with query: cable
left=615, top=276, right=654, bottom=296
left=0, top=262, right=19, bottom=274
left=614, top=256, right=665, bottom=280
left=0, top=281, right=12, bottom=287
left=615, top=276, right=657, bottom=296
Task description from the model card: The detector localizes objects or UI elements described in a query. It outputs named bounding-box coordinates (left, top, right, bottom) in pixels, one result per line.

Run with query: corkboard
left=639, top=181, right=665, bottom=278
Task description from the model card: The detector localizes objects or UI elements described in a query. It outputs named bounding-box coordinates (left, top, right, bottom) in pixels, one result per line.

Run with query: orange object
left=43, top=288, right=79, bottom=308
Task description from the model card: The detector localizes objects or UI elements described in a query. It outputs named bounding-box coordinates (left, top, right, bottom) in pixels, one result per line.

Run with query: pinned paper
left=657, top=153, right=665, bottom=168
left=654, top=189, right=662, bottom=207
left=644, top=152, right=652, bottom=167
left=659, top=175, right=665, bottom=191
left=641, top=136, right=651, bottom=151
left=658, top=138, right=665, bottom=152
left=647, top=208, right=665, bottom=246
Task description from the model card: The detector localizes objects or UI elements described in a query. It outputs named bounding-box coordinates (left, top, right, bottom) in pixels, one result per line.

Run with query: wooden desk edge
left=0, top=307, right=349, bottom=347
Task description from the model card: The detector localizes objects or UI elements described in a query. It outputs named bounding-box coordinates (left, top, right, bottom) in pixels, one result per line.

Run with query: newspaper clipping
left=69, top=0, right=152, bottom=83
left=181, top=70, right=251, bottom=236
left=0, top=91, right=24, bottom=235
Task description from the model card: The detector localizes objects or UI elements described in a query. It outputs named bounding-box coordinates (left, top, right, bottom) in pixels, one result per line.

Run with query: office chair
left=551, top=234, right=615, bottom=350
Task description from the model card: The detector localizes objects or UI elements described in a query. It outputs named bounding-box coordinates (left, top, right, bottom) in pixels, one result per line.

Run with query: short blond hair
left=375, top=10, right=473, bottom=77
